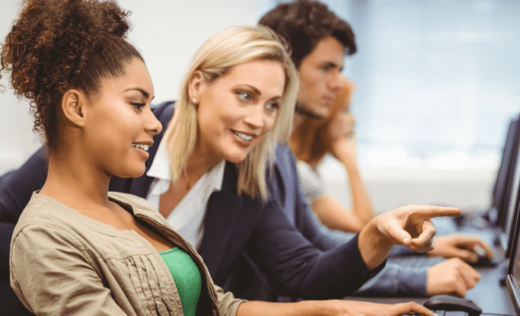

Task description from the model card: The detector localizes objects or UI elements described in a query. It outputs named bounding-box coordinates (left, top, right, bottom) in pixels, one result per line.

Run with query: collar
left=146, top=140, right=171, bottom=181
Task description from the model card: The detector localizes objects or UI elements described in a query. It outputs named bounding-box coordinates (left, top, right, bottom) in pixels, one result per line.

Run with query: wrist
left=312, top=300, right=348, bottom=316
left=359, top=219, right=393, bottom=270
left=340, top=157, right=358, bottom=171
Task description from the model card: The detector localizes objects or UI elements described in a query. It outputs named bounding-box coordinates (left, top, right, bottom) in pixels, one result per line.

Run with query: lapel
left=198, top=161, right=245, bottom=281
left=275, top=144, right=293, bottom=210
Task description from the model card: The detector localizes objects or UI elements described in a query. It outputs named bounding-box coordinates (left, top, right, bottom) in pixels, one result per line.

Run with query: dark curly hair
left=259, top=0, right=356, bottom=68
left=0, top=0, right=143, bottom=151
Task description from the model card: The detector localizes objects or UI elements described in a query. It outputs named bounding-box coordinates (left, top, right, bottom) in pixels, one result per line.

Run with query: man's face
left=297, top=36, right=345, bottom=119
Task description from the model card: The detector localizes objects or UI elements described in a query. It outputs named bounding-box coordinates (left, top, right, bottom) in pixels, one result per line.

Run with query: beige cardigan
left=10, top=192, right=245, bottom=316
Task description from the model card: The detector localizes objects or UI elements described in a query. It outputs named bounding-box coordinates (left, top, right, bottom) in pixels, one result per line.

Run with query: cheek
left=262, top=115, right=277, bottom=134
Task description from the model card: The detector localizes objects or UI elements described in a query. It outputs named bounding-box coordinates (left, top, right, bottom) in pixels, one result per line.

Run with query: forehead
left=214, top=59, right=286, bottom=94
left=305, top=36, right=346, bottom=67
left=97, top=59, right=153, bottom=96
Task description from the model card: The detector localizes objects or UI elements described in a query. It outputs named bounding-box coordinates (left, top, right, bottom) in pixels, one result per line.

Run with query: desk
left=346, top=263, right=516, bottom=315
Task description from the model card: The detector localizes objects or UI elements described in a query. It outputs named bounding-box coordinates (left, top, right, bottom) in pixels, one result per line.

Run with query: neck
left=40, top=150, right=111, bottom=211
left=293, top=110, right=305, bottom=129
left=184, top=143, right=223, bottom=189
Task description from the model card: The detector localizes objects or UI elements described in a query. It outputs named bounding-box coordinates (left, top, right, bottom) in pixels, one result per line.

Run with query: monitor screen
left=506, top=157, right=520, bottom=252
left=506, top=200, right=520, bottom=314
left=498, top=117, right=520, bottom=234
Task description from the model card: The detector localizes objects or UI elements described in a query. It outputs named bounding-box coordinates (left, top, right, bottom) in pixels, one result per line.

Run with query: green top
left=159, top=247, right=202, bottom=316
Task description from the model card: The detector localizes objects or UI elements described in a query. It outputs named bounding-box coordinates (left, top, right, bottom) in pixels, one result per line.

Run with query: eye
left=236, top=91, right=252, bottom=101
left=131, top=102, right=146, bottom=111
left=265, top=101, right=280, bottom=114
left=321, top=65, right=331, bottom=72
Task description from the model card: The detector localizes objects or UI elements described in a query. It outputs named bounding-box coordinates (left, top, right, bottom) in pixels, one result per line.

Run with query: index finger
left=410, top=205, right=461, bottom=219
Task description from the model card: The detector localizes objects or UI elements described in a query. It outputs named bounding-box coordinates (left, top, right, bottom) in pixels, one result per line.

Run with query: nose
left=328, top=72, right=344, bottom=92
left=145, top=107, right=163, bottom=135
left=243, top=104, right=264, bottom=130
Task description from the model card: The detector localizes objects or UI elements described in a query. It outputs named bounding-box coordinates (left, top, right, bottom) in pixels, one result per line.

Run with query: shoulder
left=296, top=160, right=320, bottom=181
left=108, top=192, right=165, bottom=222
left=151, top=100, right=175, bottom=127
left=11, top=194, right=86, bottom=257
left=275, top=142, right=293, bottom=162
left=14, top=193, right=73, bottom=231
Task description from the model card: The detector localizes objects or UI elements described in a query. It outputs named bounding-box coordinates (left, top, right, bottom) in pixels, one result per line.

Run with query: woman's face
left=328, top=102, right=355, bottom=139
left=83, top=58, right=161, bottom=178
left=193, top=59, right=285, bottom=163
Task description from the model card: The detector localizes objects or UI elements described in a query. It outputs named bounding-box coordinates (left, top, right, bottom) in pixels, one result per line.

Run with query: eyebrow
left=239, top=84, right=283, bottom=100
left=124, top=87, right=154, bottom=100
left=323, top=61, right=344, bottom=72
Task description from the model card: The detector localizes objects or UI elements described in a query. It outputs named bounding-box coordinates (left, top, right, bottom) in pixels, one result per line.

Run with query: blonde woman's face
left=194, top=59, right=285, bottom=163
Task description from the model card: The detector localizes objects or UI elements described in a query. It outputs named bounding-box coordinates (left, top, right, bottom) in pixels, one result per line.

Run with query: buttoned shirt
left=146, top=141, right=226, bottom=249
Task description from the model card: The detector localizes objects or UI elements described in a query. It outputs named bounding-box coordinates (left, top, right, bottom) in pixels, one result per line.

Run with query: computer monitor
left=502, top=117, right=520, bottom=257
left=496, top=116, right=520, bottom=232
left=492, top=120, right=518, bottom=224
left=506, top=199, right=520, bottom=314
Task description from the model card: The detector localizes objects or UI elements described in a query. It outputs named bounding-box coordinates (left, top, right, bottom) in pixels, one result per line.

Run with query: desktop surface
left=346, top=264, right=516, bottom=315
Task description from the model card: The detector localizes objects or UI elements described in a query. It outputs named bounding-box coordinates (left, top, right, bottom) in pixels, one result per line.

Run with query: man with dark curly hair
left=259, top=0, right=355, bottom=120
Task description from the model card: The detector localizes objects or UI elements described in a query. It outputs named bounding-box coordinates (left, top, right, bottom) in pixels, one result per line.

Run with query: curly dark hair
left=259, top=0, right=356, bottom=68
left=0, top=0, right=143, bottom=151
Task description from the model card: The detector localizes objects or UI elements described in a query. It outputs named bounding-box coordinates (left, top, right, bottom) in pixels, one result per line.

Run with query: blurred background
left=1, top=0, right=519, bottom=212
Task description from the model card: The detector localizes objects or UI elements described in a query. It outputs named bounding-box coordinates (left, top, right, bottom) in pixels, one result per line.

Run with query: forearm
left=249, top=206, right=380, bottom=299
left=353, top=263, right=427, bottom=297
left=358, top=219, right=393, bottom=271
left=237, top=300, right=341, bottom=316
left=312, top=197, right=365, bottom=233
left=341, top=159, right=374, bottom=225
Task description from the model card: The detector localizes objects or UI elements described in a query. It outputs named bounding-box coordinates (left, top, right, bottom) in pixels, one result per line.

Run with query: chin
left=225, top=151, right=249, bottom=164
left=115, top=165, right=146, bottom=179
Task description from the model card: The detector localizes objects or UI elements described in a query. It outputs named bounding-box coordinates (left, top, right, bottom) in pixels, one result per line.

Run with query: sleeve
left=244, top=199, right=385, bottom=300
left=0, top=148, right=48, bottom=274
left=285, top=149, right=350, bottom=251
left=10, top=224, right=126, bottom=316
left=213, top=283, right=246, bottom=316
left=296, top=161, right=328, bottom=203
left=300, top=206, right=428, bottom=297
left=353, top=263, right=427, bottom=297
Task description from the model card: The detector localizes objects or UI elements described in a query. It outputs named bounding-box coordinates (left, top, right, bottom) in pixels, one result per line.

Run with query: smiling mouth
left=131, top=144, right=150, bottom=152
left=232, top=130, right=254, bottom=142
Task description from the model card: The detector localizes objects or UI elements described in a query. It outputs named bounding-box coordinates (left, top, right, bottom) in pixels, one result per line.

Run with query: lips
left=323, top=96, right=335, bottom=106
left=131, top=143, right=149, bottom=151
left=233, top=131, right=254, bottom=141
left=131, top=141, right=153, bottom=159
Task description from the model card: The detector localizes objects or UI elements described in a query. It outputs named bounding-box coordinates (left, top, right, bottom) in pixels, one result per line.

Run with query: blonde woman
left=2, top=3, right=453, bottom=315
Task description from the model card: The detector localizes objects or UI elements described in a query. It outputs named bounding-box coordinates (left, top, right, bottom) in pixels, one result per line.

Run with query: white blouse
left=146, top=141, right=226, bottom=249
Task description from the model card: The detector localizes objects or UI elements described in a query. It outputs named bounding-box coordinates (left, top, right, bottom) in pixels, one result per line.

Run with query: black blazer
left=0, top=101, right=378, bottom=314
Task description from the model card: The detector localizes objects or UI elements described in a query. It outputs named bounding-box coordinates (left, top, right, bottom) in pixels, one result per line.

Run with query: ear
left=187, top=70, right=206, bottom=105
left=61, top=89, right=87, bottom=127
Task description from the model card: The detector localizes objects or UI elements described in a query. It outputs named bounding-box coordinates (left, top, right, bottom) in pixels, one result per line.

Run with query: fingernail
left=403, top=237, right=410, bottom=244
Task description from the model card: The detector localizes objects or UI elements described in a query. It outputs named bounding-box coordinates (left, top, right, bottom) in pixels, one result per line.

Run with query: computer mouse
left=470, top=254, right=499, bottom=267
left=423, top=295, right=482, bottom=316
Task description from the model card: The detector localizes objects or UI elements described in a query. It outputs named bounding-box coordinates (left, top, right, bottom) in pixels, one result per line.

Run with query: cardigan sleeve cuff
left=397, top=267, right=428, bottom=296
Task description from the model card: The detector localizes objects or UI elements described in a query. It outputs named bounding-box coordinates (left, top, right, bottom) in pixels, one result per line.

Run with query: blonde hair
left=164, top=25, right=299, bottom=201
left=291, top=77, right=354, bottom=166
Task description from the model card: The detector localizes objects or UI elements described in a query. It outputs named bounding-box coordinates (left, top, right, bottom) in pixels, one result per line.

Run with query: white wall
left=0, top=0, right=498, bottom=211
left=0, top=0, right=275, bottom=174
